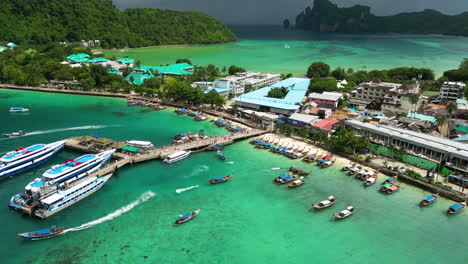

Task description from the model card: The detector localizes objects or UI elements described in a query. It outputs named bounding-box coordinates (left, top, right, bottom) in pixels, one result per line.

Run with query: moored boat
left=0, top=140, right=66, bottom=179
left=164, top=151, right=191, bottom=164
left=3, top=130, right=26, bottom=137
left=383, top=177, right=397, bottom=184
left=333, top=206, right=354, bottom=220
left=447, top=202, right=466, bottom=215
left=380, top=183, right=400, bottom=194
left=320, top=159, right=335, bottom=168
left=155, top=105, right=166, bottom=110
left=273, top=173, right=295, bottom=184
left=208, top=144, right=224, bottom=151
left=216, top=150, right=226, bottom=160
left=17, top=225, right=63, bottom=240
left=214, top=119, right=227, bottom=127
left=303, top=154, right=317, bottom=163
left=348, top=166, right=361, bottom=176
left=287, top=178, right=305, bottom=188
left=209, top=174, right=233, bottom=184
left=312, top=196, right=336, bottom=209
left=363, top=176, right=377, bottom=187
left=10, top=107, right=29, bottom=112
left=195, top=114, right=207, bottom=121
left=175, top=109, right=188, bottom=115
left=420, top=194, right=439, bottom=206
left=342, top=163, right=355, bottom=171
left=289, top=166, right=309, bottom=176
left=187, top=111, right=199, bottom=117
left=174, top=209, right=201, bottom=226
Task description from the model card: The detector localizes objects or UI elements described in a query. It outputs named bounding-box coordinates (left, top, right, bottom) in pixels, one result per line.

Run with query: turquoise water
left=105, top=25, right=468, bottom=76
left=1, top=89, right=468, bottom=264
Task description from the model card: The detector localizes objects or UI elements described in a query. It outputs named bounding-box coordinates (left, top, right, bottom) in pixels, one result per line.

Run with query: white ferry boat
left=20, top=149, right=115, bottom=197
left=9, top=107, right=29, bottom=112
left=127, top=140, right=154, bottom=149
left=0, top=140, right=66, bottom=179
left=164, top=150, right=191, bottom=164
left=34, top=173, right=113, bottom=219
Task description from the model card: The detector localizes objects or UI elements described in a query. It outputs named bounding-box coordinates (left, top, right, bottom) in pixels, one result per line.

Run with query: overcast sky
left=114, top=0, right=468, bottom=24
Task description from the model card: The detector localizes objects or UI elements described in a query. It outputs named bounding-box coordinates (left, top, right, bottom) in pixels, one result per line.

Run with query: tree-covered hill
left=294, top=0, right=468, bottom=36
left=0, top=0, right=237, bottom=48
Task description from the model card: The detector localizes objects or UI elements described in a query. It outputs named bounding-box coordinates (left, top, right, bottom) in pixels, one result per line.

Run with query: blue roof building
left=232, top=78, right=310, bottom=115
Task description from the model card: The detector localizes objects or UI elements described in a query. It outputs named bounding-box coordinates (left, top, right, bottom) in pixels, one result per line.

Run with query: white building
left=440, top=82, right=465, bottom=101
left=307, top=92, right=343, bottom=109
left=214, top=72, right=281, bottom=96
left=349, top=81, right=421, bottom=113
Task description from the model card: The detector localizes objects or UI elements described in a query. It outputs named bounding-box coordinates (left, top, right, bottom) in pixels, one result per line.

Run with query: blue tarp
left=450, top=204, right=463, bottom=211
left=181, top=213, right=191, bottom=219
left=91, top=135, right=102, bottom=138
left=386, top=177, right=394, bottom=182
left=279, top=174, right=287, bottom=179
left=213, top=177, right=224, bottom=181
left=425, top=195, right=436, bottom=202
left=284, top=176, right=292, bottom=180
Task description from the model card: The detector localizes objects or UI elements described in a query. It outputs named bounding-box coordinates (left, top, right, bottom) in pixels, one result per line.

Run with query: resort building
left=280, top=113, right=320, bottom=128
left=312, top=118, right=341, bottom=135
left=125, top=63, right=194, bottom=85
left=67, top=53, right=90, bottom=63
left=349, top=81, right=421, bottom=113
left=232, top=78, right=310, bottom=116
left=307, top=92, right=343, bottom=109
left=440, top=82, right=465, bottom=101
left=214, top=72, right=281, bottom=96
left=192, top=81, right=214, bottom=89
left=344, top=119, right=468, bottom=174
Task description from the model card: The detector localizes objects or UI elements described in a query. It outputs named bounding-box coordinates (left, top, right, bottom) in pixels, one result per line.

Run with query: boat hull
left=174, top=209, right=201, bottom=226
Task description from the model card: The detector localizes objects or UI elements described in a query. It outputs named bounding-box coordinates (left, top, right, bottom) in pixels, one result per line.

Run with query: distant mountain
left=294, top=0, right=468, bottom=36
left=0, top=0, right=237, bottom=48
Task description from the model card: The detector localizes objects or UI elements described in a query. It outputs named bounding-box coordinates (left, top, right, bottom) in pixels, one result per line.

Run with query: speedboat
left=342, top=163, right=355, bottom=171
left=164, top=151, right=191, bottom=164
left=33, top=173, right=113, bottom=219
left=447, top=202, right=466, bottom=215
left=3, top=130, right=26, bottom=137
left=18, top=225, right=63, bottom=240
left=174, top=209, right=201, bottom=226
left=209, top=174, right=233, bottom=184
left=380, top=183, right=400, bottom=194
left=333, top=206, right=354, bottom=220
left=287, top=178, right=305, bottom=188
left=420, top=194, right=438, bottom=206
left=312, top=196, right=336, bottom=209
left=0, top=140, right=66, bottom=179
left=10, top=107, right=29, bottom=112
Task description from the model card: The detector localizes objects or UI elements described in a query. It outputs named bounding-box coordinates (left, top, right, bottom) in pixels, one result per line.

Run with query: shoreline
left=0, top=84, right=129, bottom=98
left=95, top=40, right=238, bottom=51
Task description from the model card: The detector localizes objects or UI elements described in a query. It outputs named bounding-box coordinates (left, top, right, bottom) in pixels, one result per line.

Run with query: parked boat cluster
left=173, top=132, right=208, bottom=145
left=127, top=99, right=166, bottom=110
left=175, top=108, right=208, bottom=121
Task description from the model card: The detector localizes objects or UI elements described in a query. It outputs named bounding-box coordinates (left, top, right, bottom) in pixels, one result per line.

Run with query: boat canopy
left=386, top=177, right=394, bottom=182
left=425, top=195, right=436, bottom=202
left=41, top=193, right=64, bottom=205
left=383, top=184, right=391, bottom=188
left=450, top=204, right=463, bottom=211
left=213, top=177, right=224, bottom=181
left=127, top=140, right=153, bottom=148
left=167, top=151, right=189, bottom=159
left=181, top=213, right=192, bottom=219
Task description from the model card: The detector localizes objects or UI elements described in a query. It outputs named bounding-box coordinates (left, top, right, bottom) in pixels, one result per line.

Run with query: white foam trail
left=271, top=168, right=281, bottom=170
left=227, top=161, right=235, bottom=164
left=26, top=125, right=111, bottom=136
left=176, top=185, right=199, bottom=194
left=185, top=165, right=209, bottom=178
left=63, top=191, right=155, bottom=233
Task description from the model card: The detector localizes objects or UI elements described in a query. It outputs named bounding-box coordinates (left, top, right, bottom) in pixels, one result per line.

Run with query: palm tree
left=436, top=115, right=449, bottom=137
left=446, top=101, right=457, bottom=119
left=408, top=93, right=420, bottom=114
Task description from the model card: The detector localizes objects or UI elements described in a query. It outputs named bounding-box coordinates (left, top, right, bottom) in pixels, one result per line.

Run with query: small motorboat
left=289, top=167, right=309, bottom=176
left=175, top=109, right=188, bottom=115
left=355, top=169, right=368, bottom=180
left=420, top=194, right=439, bottom=206
left=214, top=119, right=227, bottom=127
left=195, top=114, right=207, bottom=121
left=342, top=163, right=355, bottom=171
left=312, top=196, right=336, bottom=209
left=216, top=150, right=226, bottom=160
left=273, top=173, right=295, bottom=184
left=17, top=226, right=63, bottom=240
left=3, top=130, right=26, bottom=137
left=363, top=176, right=377, bottom=187
left=209, top=174, right=233, bottom=184
left=208, top=144, right=224, bottom=151
left=333, top=206, right=354, bottom=220
left=174, top=209, right=201, bottom=226
left=155, top=105, right=166, bottom=110
left=287, top=178, right=305, bottom=188
left=380, top=183, right=400, bottom=194
left=383, top=177, right=397, bottom=184
left=187, top=111, right=199, bottom=117
left=127, top=100, right=138, bottom=106
left=10, top=107, right=29, bottom=112
left=303, top=154, right=317, bottom=163
left=348, top=166, right=361, bottom=176
left=320, top=159, right=334, bottom=168
left=447, top=202, right=466, bottom=215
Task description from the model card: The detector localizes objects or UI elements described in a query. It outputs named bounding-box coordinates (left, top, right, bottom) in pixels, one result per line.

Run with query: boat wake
left=271, top=168, right=281, bottom=170
left=62, top=191, right=155, bottom=234
left=185, top=165, right=209, bottom=178
left=26, top=125, right=112, bottom=136
left=176, top=185, right=199, bottom=194
left=227, top=161, right=235, bottom=164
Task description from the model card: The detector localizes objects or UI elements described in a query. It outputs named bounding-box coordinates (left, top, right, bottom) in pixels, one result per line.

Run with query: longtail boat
left=174, top=209, right=201, bottom=226
left=333, top=206, right=354, bottom=220
left=420, top=194, right=439, bottom=206
left=312, top=196, right=336, bottom=209
left=18, top=226, right=63, bottom=240
left=447, top=202, right=466, bottom=215
left=209, top=174, right=233, bottom=184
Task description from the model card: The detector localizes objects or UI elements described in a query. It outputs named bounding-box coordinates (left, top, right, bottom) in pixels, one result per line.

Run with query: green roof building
left=124, top=63, right=194, bottom=85
left=117, top=58, right=135, bottom=64
left=87, top=57, right=110, bottom=63
left=67, top=53, right=90, bottom=63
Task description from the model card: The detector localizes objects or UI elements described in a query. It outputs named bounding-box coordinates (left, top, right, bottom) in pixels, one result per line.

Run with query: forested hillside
left=0, top=0, right=237, bottom=48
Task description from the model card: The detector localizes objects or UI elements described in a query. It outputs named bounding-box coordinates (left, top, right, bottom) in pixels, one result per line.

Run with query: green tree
left=459, top=58, right=468, bottom=71
left=408, top=93, right=420, bottom=113
left=267, top=87, right=288, bottom=98
left=307, top=62, right=330, bottom=78
left=331, top=67, right=347, bottom=80
left=329, top=127, right=370, bottom=154
left=283, top=19, right=290, bottom=29
left=176, top=58, right=192, bottom=65
left=446, top=101, right=457, bottom=118
left=308, top=79, right=338, bottom=93
left=228, top=65, right=246, bottom=75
